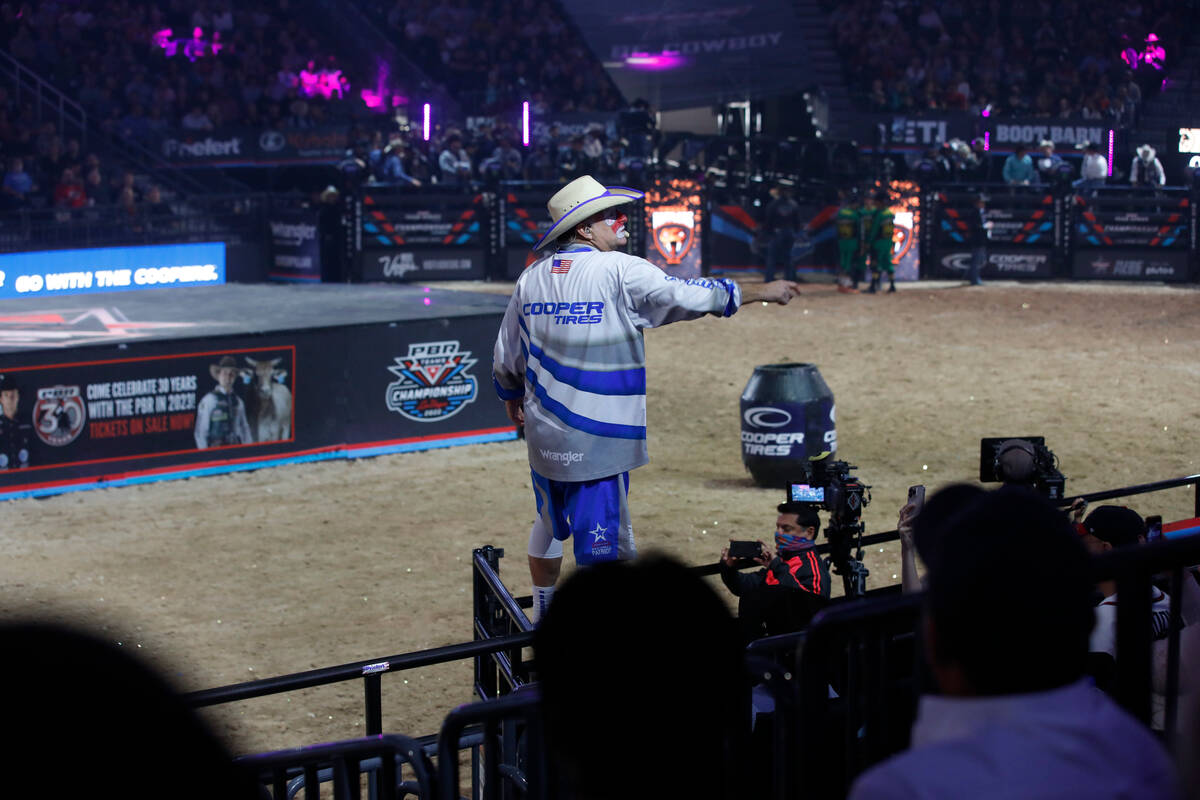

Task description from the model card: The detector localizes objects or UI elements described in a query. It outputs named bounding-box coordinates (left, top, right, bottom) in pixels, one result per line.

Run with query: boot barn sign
left=991, top=120, right=1111, bottom=148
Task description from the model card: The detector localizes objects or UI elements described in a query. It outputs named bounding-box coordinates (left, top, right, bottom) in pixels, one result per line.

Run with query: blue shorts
left=527, top=469, right=635, bottom=566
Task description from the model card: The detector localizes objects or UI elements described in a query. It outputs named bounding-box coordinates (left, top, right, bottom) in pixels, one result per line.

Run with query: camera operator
left=719, top=502, right=832, bottom=645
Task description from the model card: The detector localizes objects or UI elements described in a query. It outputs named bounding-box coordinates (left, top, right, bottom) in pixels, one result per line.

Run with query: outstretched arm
left=740, top=280, right=802, bottom=305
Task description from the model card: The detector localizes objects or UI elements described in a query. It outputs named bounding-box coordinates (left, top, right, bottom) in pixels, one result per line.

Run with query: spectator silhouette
left=849, top=487, right=1179, bottom=800
left=534, top=555, right=750, bottom=800
left=1, top=621, right=260, bottom=800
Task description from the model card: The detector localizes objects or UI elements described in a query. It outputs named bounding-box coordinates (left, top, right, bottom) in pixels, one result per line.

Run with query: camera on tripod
left=788, top=459, right=870, bottom=524
left=787, top=457, right=872, bottom=597
left=979, top=436, right=1066, bottom=500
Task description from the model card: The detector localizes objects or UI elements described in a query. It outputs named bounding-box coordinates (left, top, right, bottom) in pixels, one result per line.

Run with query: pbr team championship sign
left=359, top=191, right=489, bottom=281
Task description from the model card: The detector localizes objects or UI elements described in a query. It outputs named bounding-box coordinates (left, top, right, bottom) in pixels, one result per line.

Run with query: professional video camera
left=787, top=457, right=872, bottom=598
left=979, top=436, right=1066, bottom=500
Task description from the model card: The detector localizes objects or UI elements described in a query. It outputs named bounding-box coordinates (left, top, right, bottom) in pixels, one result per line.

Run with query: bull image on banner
left=643, top=177, right=704, bottom=278
left=0, top=347, right=297, bottom=477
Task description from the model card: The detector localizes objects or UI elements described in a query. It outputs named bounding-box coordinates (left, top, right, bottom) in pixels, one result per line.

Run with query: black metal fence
left=238, top=733, right=437, bottom=800
left=185, top=474, right=1200, bottom=799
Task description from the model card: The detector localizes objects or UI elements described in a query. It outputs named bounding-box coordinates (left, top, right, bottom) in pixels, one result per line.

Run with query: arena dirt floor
left=3, top=276, right=1199, bottom=756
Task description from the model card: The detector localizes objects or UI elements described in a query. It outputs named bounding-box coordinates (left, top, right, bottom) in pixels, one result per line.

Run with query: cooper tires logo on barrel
left=743, top=406, right=792, bottom=428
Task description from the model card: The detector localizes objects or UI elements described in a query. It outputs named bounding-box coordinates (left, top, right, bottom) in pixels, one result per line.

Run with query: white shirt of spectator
left=1089, top=588, right=1172, bottom=658
left=848, top=678, right=1179, bottom=800
left=1081, top=153, right=1108, bottom=181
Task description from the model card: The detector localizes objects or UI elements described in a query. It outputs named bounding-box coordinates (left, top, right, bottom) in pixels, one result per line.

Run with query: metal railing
left=0, top=47, right=238, bottom=197
left=0, top=48, right=87, bottom=148
left=238, top=733, right=437, bottom=800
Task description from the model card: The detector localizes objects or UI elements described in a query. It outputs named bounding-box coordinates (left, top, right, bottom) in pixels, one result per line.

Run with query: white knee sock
left=532, top=584, right=555, bottom=623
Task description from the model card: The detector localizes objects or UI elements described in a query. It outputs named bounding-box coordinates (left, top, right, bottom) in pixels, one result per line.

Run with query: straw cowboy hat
left=532, top=175, right=643, bottom=251
left=1137, top=144, right=1156, bottom=161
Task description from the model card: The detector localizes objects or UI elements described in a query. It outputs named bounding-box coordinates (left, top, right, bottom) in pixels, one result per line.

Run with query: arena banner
left=882, top=113, right=977, bottom=149
left=988, top=118, right=1112, bottom=149
left=1072, top=193, right=1192, bottom=249
left=564, top=0, right=810, bottom=110
left=268, top=212, right=322, bottom=283
left=359, top=191, right=489, bottom=282
left=359, top=248, right=487, bottom=281
left=0, top=242, right=225, bottom=299
left=360, top=191, right=487, bottom=247
left=642, top=177, right=705, bottom=278
left=499, top=191, right=553, bottom=279
left=530, top=112, right=619, bottom=142
left=1071, top=250, right=1191, bottom=281
left=0, top=345, right=295, bottom=477
left=0, top=314, right=513, bottom=498
left=338, top=315, right=506, bottom=445
left=934, top=190, right=1057, bottom=248
left=932, top=247, right=1055, bottom=280
left=159, top=127, right=350, bottom=167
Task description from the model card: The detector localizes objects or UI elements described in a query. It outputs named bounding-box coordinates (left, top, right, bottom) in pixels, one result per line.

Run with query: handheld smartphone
left=1145, top=515, right=1163, bottom=543
left=728, top=540, right=763, bottom=560
left=907, top=484, right=926, bottom=513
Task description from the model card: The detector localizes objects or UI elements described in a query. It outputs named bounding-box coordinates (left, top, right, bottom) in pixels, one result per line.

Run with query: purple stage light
left=1107, top=130, right=1114, bottom=177
left=153, top=27, right=223, bottom=61
left=1121, top=33, right=1166, bottom=71
left=423, top=104, right=431, bottom=141
left=298, top=65, right=348, bottom=100
left=522, top=101, right=530, bottom=147
left=624, top=51, right=684, bottom=71
left=984, top=132, right=990, bottom=151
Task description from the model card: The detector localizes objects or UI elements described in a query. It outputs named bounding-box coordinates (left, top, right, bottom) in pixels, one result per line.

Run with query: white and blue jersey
left=493, top=245, right=741, bottom=483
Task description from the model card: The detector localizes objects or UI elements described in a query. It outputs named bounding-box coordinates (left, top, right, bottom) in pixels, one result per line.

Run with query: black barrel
left=740, top=363, right=837, bottom=488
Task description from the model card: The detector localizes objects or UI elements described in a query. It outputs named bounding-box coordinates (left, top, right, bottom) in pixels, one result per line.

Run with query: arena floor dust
left=3, top=277, right=1199, bottom=755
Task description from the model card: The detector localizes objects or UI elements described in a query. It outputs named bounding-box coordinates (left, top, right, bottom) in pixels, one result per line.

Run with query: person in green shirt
left=863, top=190, right=897, bottom=293
left=835, top=189, right=862, bottom=293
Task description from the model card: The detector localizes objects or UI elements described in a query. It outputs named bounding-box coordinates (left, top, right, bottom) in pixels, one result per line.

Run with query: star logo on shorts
left=589, top=523, right=608, bottom=543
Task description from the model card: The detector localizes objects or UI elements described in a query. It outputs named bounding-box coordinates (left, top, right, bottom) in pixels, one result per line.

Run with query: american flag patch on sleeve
left=551, top=259, right=572, bottom=274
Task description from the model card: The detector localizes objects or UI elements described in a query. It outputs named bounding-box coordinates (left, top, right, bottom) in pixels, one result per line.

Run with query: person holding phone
left=718, top=502, right=832, bottom=644
left=898, top=485, right=925, bottom=593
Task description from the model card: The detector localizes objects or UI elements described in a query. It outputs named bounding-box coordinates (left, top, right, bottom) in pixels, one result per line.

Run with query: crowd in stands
left=0, top=110, right=171, bottom=228
left=0, top=0, right=356, bottom=143
left=828, top=0, right=1186, bottom=122
left=362, top=0, right=624, bottom=115
left=347, top=107, right=653, bottom=190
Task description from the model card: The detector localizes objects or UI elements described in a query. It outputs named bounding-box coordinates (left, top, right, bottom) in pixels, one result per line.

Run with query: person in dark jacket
left=720, top=502, right=832, bottom=644
left=965, top=193, right=992, bottom=286
left=763, top=184, right=801, bottom=282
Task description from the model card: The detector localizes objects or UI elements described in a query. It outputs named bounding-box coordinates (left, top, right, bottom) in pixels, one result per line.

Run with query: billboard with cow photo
left=0, top=346, right=295, bottom=475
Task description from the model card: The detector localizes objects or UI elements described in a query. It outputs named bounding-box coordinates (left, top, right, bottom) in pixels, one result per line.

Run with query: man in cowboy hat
left=1131, top=144, right=1165, bottom=191
left=493, top=175, right=801, bottom=621
left=194, top=355, right=252, bottom=449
